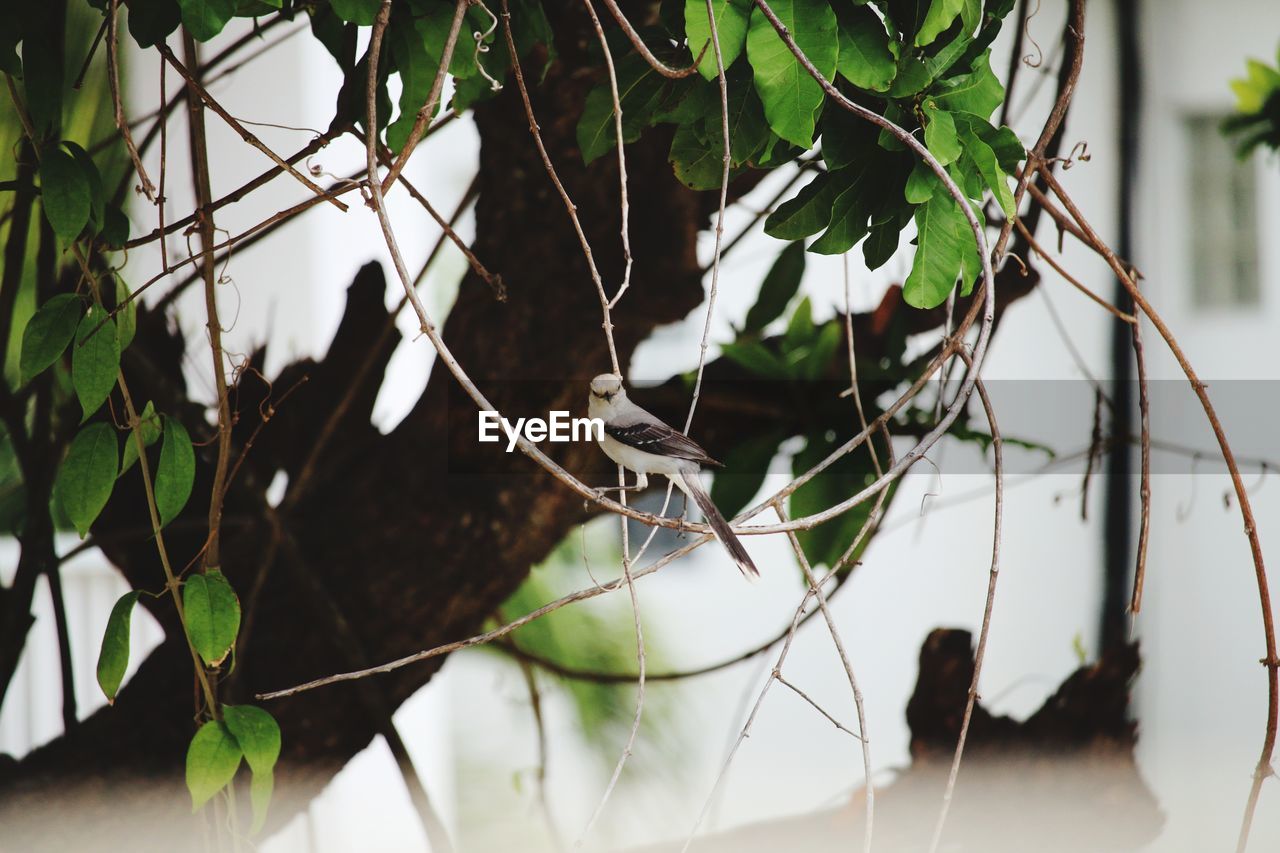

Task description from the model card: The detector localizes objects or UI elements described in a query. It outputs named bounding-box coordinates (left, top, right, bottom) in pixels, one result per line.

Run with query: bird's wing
left=605, top=419, right=721, bottom=466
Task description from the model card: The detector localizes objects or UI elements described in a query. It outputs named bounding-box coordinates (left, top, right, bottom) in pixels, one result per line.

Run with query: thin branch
left=380, top=0, right=469, bottom=195
left=776, top=675, right=862, bottom=741
left=107, top=0, right=154, bottom=201
left=46, top=564, right=78, bottom=733
left=517, top=661, right=564, bottom=851
left=598, top=0, right=708, bottom=78
left=180, top=32, right=234, bottom=574
left=500, top=0, right=622, bottom=376
left=576, top=469, right=645, bottom=845
left=1129, top=289, right=1151, bottom=612
left=926, top=355, right=1004, bottom=853
left=158, top=43, right=348, bottom=212
left=582, top=0, right=634, bottom=310
left=1014, top=217, right=1135, bottom=323
left=776, top=502, right=874, bottom=853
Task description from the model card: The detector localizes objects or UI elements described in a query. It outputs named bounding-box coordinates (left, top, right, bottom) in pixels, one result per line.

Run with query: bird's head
left=589, top=373, right=625, bottom=403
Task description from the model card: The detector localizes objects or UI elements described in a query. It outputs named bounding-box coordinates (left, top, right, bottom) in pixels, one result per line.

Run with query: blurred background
left=2, top=0, right=1280, bottom=850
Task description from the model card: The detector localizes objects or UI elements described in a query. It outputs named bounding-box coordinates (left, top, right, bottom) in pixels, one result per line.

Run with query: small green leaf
left=835, top=4, right=895, bottom=92
left=177, top=0, right=238, bottom=42
left=685, top=0, right=752, bottom=81
left=669, top=123, right=737, bottom=190
left=577, top=55, right=666, bottom=164
left=903, top=186, right=976, bottom=309
left=783, top=295, right=814, bottom=349
left=40, top=148, right=91, bottom=243
left=810, top=165, right=875, bottom=255
left=121, top=401, right=163, bottom=476
left=916, top=0, right=965, bottom=47
left=863, top=209, right=910, bottom=271
left=964, top=134, right=1015, bottom=217
left=724, top=71, right=770, bottom=165
left=711, top=430, right=785, bottom=519
left=20, top=294, right=83, bottom=384
left=923, top=108, right=962, bottom=166
left=330, top=0, right=382, bottom=26
left=96, top=591, right=141, bottom=703
left=156, top=416, right=195, bottom=527
left=128, top=0, right=183, bottom=48
left=186, top=721, right=243, bottom=811
left=65, top=143, right=105, bottom=238
left=72, top=309, right=120, bottom=422
left=249, top=769, right=274, bottom=834
left=746, top=0, right=838, bottom=148
left=744, top=241, right=805, bottom=333
left=223, top=705, right=281, bottom=774
left=904, top=161, right=938, bottom=203
left=113, top=275, right=137, bottom=351
left=931, top=51, right=1004, bottom=118
left=56, top=423, right=119, bottom=538
left=720, top=341, right=790, bottom=379
left=101, top=204, right=131, bottom=249
left=765, top=172, right=840, bottom=240
left=184, top=570, right=241, bottom=667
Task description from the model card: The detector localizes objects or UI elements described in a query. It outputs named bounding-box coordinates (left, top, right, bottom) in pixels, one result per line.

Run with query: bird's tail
left=679, top=467, right=760, bottom=580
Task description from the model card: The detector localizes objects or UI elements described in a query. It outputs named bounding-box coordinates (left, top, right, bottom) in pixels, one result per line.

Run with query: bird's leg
left=595, top=471, right=648, bottom=499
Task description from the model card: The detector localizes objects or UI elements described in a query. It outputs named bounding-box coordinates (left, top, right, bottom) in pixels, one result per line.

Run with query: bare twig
left=1129, top=290, right=1151, bottom=612
left=381, top=0, right=469, bottom=194
left=598, top=0, right=708, bottom=78
left=1014, top=217, right=1135, bottom=322
left=107, top=0, right=154, bottom=201
left=181, top=32, right=235, bottom=573
left=500, top=0, right=621, bottom=375
left=159, top=43, right=348, bottom=212
left=926, top=354, right=1004, bottom=853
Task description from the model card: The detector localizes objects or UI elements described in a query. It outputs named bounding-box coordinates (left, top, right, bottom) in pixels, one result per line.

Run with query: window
left=1185, top=114, right=1261, bottom=307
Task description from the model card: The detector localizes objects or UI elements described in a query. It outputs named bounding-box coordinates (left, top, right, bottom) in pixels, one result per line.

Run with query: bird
left=587, top=373, right=759, bottom=579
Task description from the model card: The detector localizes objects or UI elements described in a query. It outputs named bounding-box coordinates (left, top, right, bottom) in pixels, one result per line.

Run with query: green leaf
left=669, top=122, right=737, bottom=190
left=746, top=0, right=838, bottom=148
left=20, top=294, right=83, bottom=384
left=923, top=107, right=961, bottom=165
left=249, top=768, right=274, bottom=834
left=121, top=401, right=162, bottom=476
left=820, top=102, right=879, bottom=170
left=930, top=51, right=1003, bottom=118
left=223, top=705, right=281, bottom=774
left=888, top=56, right=933, bottom=98
left=0, top=5, right=21, bottom=76
left=904, top=161, right=938, bottom=203
left=184, top=570, right=241, bottom=667
left=186, top=721, right=243, bottom=811
left=577, top=55, right=666, bottom=164
left=113, top=275, right=137, bottom=351
left=156, top=416, right=195, bottom=527
left=963, top=132, right=1015, bottom=217
left=790, top=431, right=886, bottom=569
left=685, top=0, right=752, bottom=81
left=954, top=115, right=1024, bottom=172
left=128, top=0, right=183, bottom=48
left=720, top=341, right=790, bottom=379
left=331, top=0, right=383, bottom=26
left=101, top=204, right=131, bottom=249
left=916, top=0, right=965, bottom=47
left=765, top=172, right=840, bottom=240
left=711, top=430, right=785, bottom=519
left=783, top=295, right=814, bottom=349
left=64, top=143, right=105, bottom=239
left=903, top=185, right=975, bottom=308
left=39, top=148, right=91, bottom=243
left=835, top=4, right=896, bottom=92
left=177, top=0, right=238, bottom=42
left=724, top=71, right=770, bottom=165
left=96, top=591, right=141, bottom=704
left=744, top=241, right=805, bottom=333
left=56, top=423, right=119, bottom=538
left=72, top=309, right=120, bottom=422
left=810, top=164, right=875, bottom=254
left=863, top=214, right=904, bottom=270
left=802, top=320, right=843, bottom=380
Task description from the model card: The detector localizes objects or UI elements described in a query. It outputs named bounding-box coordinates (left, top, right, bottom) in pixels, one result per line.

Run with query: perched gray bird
left=588, top=373, right=759, bottom=579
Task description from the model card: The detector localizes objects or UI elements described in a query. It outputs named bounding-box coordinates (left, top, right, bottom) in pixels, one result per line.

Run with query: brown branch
left=379, top=0, right=469, bottom=195
left=1014, top=217, right=1135, bottom=322
left=1036, top=166, right=1278, bottom=852
left=179, top=32, right=234, bottom=572
left=1129, top=286, right=1151, bottom=612
left=159, top=42, right=348, bottom=212
left=598, top=0, right=708, bottom=78
left=107, top=0, right=154, bottom=201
